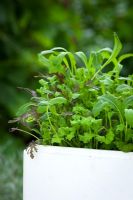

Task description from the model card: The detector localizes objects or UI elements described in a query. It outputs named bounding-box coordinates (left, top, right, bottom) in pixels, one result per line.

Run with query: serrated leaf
left=116, top=124, right=125, bottom=132
left=79, top=132, right=95, bottom=143
left=39, top=79, right=48, bottom=86
left=66, top=130, right=75, bottom=141
left=51, top=135, right=62, bottom=144
left=48, top=55, right=66, bottom=74
left=96, top=131, right=114, bottom=145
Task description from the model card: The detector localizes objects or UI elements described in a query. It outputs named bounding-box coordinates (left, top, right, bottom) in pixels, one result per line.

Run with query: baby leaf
left=92, top=99, right=108, bottom=117
left=75, top=51, right=88, bottom=68
left=118, top=53, right=133, bottom=63
left=51, top=135, right=62, bottom=144
left=16, top=102, right=36, bottom=116
left=72, top=93, right=80, bottom=99
left=125, top=109, right=133, bottom=128
left=49, top=97, right=67, bottom=105
left=116, top=141, right=133, bottom=152
left=66, top=128, right=76, bottom=141
left=91, top=33, right=122, bottom=80
left=93, top=93, right=124, bottom=123
left=38, top=49, right=54, bottom=67
left=96, top=130, right=114, bottom=145
left=124, top=96, right=133, bottom=108
left=116, top=84, right=132, bottom=93
left=79, top=133, right=95, bottom=143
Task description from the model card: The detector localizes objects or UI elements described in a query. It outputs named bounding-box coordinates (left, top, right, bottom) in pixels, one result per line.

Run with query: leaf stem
left=11, top=128, right=39, bottom=140
left=46, top=106, right=58, bottom=135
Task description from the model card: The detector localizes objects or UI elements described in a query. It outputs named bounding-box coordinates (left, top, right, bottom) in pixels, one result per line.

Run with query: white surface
left=23, top=145, right=133, bottom=200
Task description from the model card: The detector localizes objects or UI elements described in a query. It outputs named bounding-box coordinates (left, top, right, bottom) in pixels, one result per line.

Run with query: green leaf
left=116, top=124, right=125, bottom=132
left=116, top=84, right=132, bottom=93
left=48, top=55, right=66, bottom=74
left=96, top=130, right=114, bottom=145
left=92, top=99, right=108, bottom=117
left=91, top=33, right=122, bottom=80
left=39, top=100, right=49, bottom=106
left=72, top=93, right=80, bottom=99
left=87, top=51, right=95, bottom=69
left=75, top=51, right=88, bottom=68
left=116, top=141, right=133, bottom=152
left=39, top=79, right=48, bottom=86
left=79, top=132, right=95, bottom=143
left=99, top=76, right=114, bottom=86
left=38, top=50, right=54, bottom=67
left=25, top=116, right=35, bottom=123
left=51, top=135, right=62, bottom=144
left=118, top=53, right=133, bottom=63
left=105, top=131, right=114, bottom=144
left=123, top=96, right=133, bottom=108
left=39, top=48, right=68, bottom=74
left=102, top=32, right=122, bottom=67
left=51, top=47, right=67, bottom=52
left=125, top=109, right=133, bottom=128
left=16, top=102, right=36, bottom=116
left=93, top=93, right=124, bottom=123
left=49, top=97, right=67, bottom=105
left=66, top=129, right=75, bottom=141
left=98, top=47, right=112, bottom=55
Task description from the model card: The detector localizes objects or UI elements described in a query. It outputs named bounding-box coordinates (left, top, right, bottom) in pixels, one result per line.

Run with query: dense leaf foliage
left=12, top=34, right=133, bottom=152
left=1, top=0, right=133, bottom=135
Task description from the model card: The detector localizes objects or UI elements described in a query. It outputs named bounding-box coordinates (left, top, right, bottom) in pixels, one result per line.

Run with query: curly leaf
left=79, top=132, right=95, bottom=143
left=96, top=130, right=114, bottom=145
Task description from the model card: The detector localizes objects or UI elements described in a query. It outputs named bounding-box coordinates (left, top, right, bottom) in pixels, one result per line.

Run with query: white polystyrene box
left=23, top=145, right=133, bottom=200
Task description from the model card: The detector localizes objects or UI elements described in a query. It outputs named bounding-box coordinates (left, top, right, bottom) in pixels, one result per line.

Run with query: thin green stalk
left=12, top=128, right=39, bottom=140
left=46, top=106, right=58, bottom=135
left=125, top=121, right=128, bottom=142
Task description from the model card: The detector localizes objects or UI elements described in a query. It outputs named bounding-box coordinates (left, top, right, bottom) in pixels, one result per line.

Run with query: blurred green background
left=0, top=0, right=133, bottom=199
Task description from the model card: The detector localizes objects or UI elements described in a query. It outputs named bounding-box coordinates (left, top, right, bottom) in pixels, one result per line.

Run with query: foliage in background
left=0, top=136, right=23, bottom=200
left=12, top=34, right=133, bottom=152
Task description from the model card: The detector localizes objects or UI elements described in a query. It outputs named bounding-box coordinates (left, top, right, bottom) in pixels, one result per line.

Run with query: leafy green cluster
left=12, top=34, right=133, bottom=152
